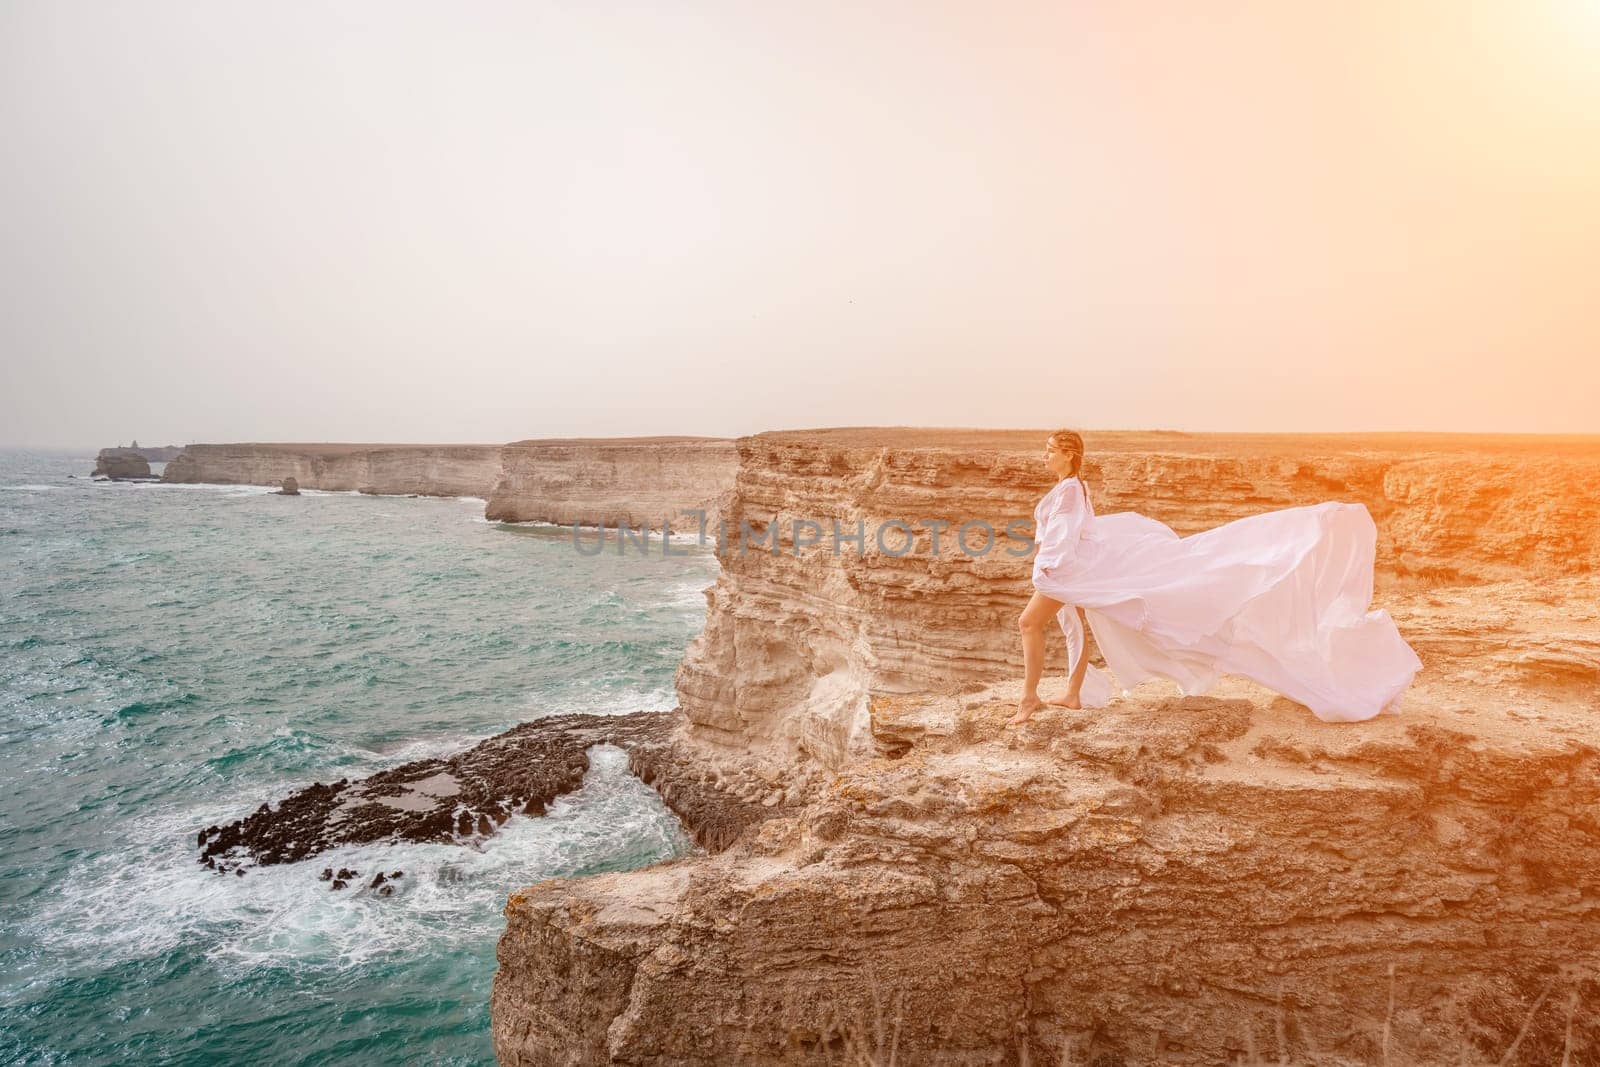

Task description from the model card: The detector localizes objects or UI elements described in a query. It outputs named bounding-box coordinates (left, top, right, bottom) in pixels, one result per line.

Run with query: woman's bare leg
left=1046, top=606, right=1091, bottom=708
left=1009, top=591, right=1065, bottom=725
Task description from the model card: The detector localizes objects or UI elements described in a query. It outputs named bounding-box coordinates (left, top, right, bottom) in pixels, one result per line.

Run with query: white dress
left=1030, top=476, right=1422, bottom=722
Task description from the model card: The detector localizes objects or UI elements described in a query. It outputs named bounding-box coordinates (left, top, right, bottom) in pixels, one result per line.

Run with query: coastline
left=152, top=439, right=738, bottom=530
left=59, top=430, right=1600, bottom=1063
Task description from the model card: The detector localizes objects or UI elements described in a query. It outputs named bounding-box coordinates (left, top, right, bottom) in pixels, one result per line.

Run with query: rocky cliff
left=674, top=429, right=1600, bottom=768
left=492, top=428, right=1600, bottom=1066
left=159, top=438, right=739, bottom=527
left=162, top=443, right=505, bottom=498
left=484, top=436, right=737, bottom=530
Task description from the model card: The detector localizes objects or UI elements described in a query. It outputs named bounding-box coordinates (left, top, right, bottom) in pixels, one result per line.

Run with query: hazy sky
left=3, top=1, right=1597, bottom=447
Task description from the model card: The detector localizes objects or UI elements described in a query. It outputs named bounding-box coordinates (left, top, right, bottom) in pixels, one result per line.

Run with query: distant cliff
left=157, top=439, right=740, bottom=526
left=95, top=444, right=184, bottom=464
left=484, top=436, right=737, bottom=530
left=161, top=443, right=504, bottom=498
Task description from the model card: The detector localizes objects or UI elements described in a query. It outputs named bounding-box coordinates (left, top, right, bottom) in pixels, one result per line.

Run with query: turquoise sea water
left=0, top=450, right=718, bottom=1065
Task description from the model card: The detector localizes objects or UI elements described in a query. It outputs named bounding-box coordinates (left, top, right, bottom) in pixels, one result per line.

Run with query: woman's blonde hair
left=1048, top=429, right=1085, bottom=479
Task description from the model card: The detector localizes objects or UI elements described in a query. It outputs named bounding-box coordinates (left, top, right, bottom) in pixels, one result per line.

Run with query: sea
left=0, top=449, right=719, bottom=1065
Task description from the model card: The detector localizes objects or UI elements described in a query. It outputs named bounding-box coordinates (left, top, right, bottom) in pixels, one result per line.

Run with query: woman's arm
left=1032, top=481, right=1088, bottom=580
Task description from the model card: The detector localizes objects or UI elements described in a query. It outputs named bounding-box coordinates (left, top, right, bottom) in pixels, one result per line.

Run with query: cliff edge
left=492, top=428, right=1600, bottom=1065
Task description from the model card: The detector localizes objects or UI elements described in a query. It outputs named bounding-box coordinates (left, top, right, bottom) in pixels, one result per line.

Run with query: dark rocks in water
left=275, top=477, right=300, bottom=496
left=197, top=710, right=778, bottom=876
left=331, top=879, right=347, bottom=891
left=370, top=872, right=387, bottom=889
left=377, top=885, right=394, bottom=897
left=320, top=868, right=333, bottom=881
left=391, top=870, right=403, bottom=878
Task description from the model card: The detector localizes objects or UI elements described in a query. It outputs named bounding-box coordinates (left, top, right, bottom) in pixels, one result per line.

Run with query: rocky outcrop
left=91, top=447, right=156, bottom=480
left=493, top=671, right=1600, bottom=1066
left=161, top=443, right=504, bottom=498
left=493, top=427, right=1600, bottom=1066
left=484, top=436, right=737, bottom=530
left=196, top=711, right=788, bottom=876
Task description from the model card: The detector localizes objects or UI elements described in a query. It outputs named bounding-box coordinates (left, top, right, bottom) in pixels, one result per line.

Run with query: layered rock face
left=495, top=676, right=1600, bottom=1066
left=676, top=429, right=1600, bottom=767
left=159, top=438, right=740, bottom=528
left=494, top=428, right=1600, bottom=1066
left=161, top=443, right=504, bottom=498
left=484, top=436, right=737, bottom=529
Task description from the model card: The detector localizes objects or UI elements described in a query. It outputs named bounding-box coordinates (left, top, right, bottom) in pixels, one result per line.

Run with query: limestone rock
left=493, top=681, right=1600, bottom=1065
left=675, top=429, right=1600, bottom=769
left=157, top=438, right=739, bottom=531
left=494, top=427, right=1600, bottom=1066
left=483, top=435, right=737, bottom=530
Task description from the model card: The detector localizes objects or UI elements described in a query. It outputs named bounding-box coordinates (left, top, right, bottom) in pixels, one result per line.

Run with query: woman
left=1008, top=430, right=1422, bottom=726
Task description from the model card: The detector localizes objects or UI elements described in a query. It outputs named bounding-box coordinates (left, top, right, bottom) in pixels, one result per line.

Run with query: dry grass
left=719, top=961, right=1586, bottom=1066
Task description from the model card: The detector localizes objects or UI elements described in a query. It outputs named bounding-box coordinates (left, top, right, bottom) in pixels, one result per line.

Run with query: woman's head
left=1044, top=429, right=1084, bottom=479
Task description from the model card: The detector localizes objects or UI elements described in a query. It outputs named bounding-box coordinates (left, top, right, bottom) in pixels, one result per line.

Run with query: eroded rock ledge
left=196, top=711, right=806, bottom=876
left=493, top=677, right=1600, bottom=1066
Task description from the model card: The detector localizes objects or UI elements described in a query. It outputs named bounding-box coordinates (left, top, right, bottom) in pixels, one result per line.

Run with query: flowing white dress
left=1030, top=476, right=1422, bottom=722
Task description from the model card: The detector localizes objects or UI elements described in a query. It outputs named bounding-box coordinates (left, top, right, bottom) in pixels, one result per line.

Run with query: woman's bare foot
left=1007, top=694, right=1045, bottom=727
left=1045, top=691, right=1082, bottom=709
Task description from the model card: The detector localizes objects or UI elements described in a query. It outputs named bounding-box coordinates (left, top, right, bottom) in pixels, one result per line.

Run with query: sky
left=2, top=0, right=1597, bottom=448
